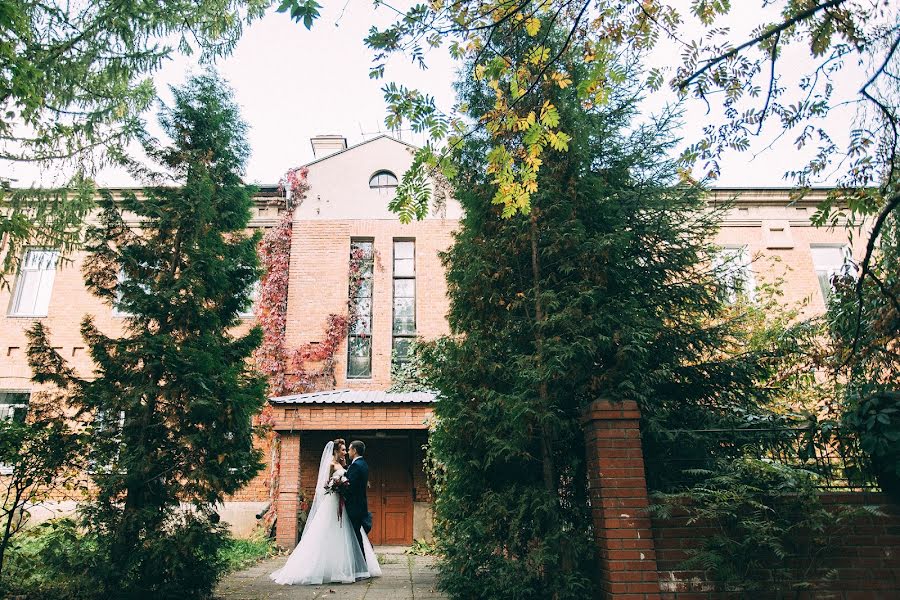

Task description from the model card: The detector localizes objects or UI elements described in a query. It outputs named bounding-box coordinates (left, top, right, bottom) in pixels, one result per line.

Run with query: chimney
left=310, top=135, right=348, bottom=159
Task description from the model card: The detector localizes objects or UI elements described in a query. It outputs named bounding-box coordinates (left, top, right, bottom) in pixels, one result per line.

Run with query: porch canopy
left=267, top=389, right=437, bottom=431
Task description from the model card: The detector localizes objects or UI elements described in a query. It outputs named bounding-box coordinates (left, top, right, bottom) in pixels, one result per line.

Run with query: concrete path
left=215, top=547, right=445, bottom=600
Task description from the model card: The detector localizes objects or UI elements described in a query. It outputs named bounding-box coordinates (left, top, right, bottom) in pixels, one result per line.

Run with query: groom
left=345, top=440, right=371, bottom=553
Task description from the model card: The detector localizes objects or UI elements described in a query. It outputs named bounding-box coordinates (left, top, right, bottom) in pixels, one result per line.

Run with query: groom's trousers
left=349, top=514, right=365, bottom=554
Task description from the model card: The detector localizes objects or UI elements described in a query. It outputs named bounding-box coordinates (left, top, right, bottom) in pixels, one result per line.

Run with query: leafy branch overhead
left=278, top=0, right=323, bottom=29
left=0, top=0, right=270, bottom=285
left=0, top=0, right=269, bottom=165
left=279, top=0, right=899, bottom=230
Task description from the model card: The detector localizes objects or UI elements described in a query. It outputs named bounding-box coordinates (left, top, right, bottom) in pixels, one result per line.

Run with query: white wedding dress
left=271, top=442, right=381, bottom=585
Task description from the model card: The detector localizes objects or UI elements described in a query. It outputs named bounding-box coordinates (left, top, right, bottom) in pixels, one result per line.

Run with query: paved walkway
left=215, top=548, right=445, bottom=600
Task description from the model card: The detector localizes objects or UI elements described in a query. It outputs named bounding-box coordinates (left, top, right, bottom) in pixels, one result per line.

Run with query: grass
left=377, top=553, right=400, bottom=565
left=403, top=538, right=440, bottom=557
left=219, top=529, right=277, bottom=573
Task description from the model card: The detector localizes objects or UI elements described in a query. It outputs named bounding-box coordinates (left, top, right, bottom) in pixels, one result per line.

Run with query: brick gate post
left=275, top=433, right=301, bottom=550
left=583, top=399, right=661, bottom=599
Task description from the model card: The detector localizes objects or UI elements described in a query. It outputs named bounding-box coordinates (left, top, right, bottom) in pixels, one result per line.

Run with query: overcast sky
left=5, top=2, right=870, bottom=189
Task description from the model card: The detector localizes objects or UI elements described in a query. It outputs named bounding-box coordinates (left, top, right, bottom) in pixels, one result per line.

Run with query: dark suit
left=345, top=457, right=369, bottom=553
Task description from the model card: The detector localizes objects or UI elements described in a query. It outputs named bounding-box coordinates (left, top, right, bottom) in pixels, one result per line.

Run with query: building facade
left=0, top=135, right=866, bottom=548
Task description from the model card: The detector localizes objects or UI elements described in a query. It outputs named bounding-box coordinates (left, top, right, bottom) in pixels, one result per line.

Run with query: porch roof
left=269, top=389, right=436, bottom=405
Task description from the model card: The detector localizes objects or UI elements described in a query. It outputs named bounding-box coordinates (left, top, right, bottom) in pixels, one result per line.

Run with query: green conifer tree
left=26, top=72, right=266, bottom=599
left=422, top=24, right=798, bottom=599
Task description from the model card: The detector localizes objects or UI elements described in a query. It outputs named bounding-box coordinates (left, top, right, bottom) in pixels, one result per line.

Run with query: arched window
left=369, top=170, right=398, bottom=189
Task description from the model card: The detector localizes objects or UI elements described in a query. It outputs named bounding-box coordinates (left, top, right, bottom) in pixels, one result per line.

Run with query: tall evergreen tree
left=423, top=24, right=799, bottom=600
left=27, top=72, right=266, bottom=599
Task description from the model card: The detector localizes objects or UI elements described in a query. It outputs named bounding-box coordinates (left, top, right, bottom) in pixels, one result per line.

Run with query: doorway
left=364, top=437, right=413, bottom=545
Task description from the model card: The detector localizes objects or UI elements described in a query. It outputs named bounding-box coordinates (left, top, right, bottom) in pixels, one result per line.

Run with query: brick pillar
left=275, top=433, right=301, bottom=550
left=583, top=399, right=661, bottom=599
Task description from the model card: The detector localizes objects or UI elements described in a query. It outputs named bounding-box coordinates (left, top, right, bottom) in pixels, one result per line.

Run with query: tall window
left=0, top=391, right=30, bottom=474
left=811, top=245, right=855, bottom=303
left=392, top=240, right=416, bottom=364
left=9, top=249, right=59, bottom=317
left=112, top=268, right=131, bottom=317
left=238, top=279, right=260, bottom=318
left=348, top=240, right=374, bottom=379
left=88, top=408, right=126, bottom=473
left=713, top=245, right=755, bottom=304
left=113, top=266, right=153, bottom=317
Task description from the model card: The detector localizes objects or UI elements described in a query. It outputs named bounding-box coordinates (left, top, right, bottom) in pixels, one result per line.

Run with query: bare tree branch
left=757, top=31, right=780, bottom=136
left=677, top=0, right=848, bottom=91
left=844, top=191, right=900, bottom=368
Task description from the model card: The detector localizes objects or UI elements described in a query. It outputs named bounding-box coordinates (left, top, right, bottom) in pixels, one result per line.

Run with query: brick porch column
left=275, top=433, right=301, bottom=550
left=583, top=399, right=661, bottom=599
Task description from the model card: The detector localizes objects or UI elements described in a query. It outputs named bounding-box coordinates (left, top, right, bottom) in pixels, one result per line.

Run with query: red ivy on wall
left=255, top=167, right=349, bottom=397
left=255, top=167, right=375, bottom=531
left=255, top=205, right=294, bottom=397
left=255, top=171, right=375, bottom=397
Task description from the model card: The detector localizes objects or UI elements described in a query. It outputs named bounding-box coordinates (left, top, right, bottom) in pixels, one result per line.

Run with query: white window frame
left=0, top=391, right=30, bottom=475
left=9, top=248, right=59, bottom=317
left=238, top=279, right=260, bottom=319
left=713, top=245, right=756, bottom=304
left=810, top=244, right=856, bottom=303
left=368, top=170, right=398, bottom=189
left=392, top=239, right=416, bottom=365
left=347, top=240, right=375, bottom=379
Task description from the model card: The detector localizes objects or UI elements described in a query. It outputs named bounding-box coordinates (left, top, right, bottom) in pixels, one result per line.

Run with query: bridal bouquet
left=325, top=474, right=349, bottom=497
left=326, top=473, right=350, bottom=525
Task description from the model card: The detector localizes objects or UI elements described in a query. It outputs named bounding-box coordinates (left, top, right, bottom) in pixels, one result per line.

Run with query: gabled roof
left=301, top=134, right=418, bottom=168
left=269, top=388, right=436, bottom=405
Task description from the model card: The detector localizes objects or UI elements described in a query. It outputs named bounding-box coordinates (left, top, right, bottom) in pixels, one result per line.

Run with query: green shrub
left=653, top=458, right=876, bottom=592
left=91, top=511, right=230, bottom=600
left=0, top=401, right=82, bottom=578
left=0, top=514, right=239, bottom=600
left=0, top=519, right=101, bottom=600
left=844, top=391, right=900, bottom=499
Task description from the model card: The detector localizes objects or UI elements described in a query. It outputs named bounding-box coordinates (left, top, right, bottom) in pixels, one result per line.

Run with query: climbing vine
left=254, top=167, right=382, bottom=530
left=281, top=166, right=309, bottom=208
left=284, top=314, right=349, bottom=392
left=257, top=167, right=385, bottom=396
left=255, top=205, right=294, bottom=398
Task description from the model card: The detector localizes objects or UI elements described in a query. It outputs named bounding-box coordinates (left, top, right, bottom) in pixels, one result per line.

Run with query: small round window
left=369, top=170, right=398, bottom=189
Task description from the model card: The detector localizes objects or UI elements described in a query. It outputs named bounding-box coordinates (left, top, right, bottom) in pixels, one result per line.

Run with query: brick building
left=0, top=135, right=866, bottom=548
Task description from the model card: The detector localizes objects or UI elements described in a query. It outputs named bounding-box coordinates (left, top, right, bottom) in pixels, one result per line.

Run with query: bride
left=271, top=438, right=382, bottom=585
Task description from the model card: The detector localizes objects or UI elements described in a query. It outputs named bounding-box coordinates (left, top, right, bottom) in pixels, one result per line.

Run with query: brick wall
left=710, top=191, right=868, bottom=321
left=582, top=399, right=662, bottom=599
left=284, top=218, right=457, bottom=390
left=269, top=403, right=433, bottom=431
left=583, top=399, right=900, bottom=600
left=225, top=422, right=274, bottom=502
left=652, top=493, right=900, bottom=599
left=0, top=202, right=280, bottom=392
left=275, top=433, right=302, bottom=548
